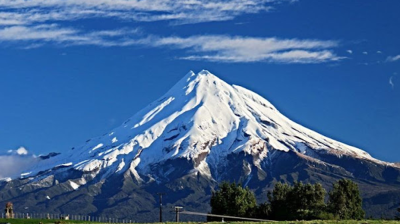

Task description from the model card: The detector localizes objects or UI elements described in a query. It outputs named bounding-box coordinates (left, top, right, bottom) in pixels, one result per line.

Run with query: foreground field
left=1, top=219, right=400, bottom=224
left=0, top=218, right=89, bottom=224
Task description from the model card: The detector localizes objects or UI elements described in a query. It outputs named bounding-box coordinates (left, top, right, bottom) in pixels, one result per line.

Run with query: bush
left=317, top=211, right=339, bottom=220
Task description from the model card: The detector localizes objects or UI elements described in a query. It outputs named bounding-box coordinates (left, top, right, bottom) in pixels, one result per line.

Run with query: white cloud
left=146, top=35, right=342, bottom=63
left=16, top=147, right=28, bottom=155
left=389, top=76, right=394, bottom=89
left=0, top=25, right=140, bottom=46
left=390, top=72, right=398, bottom=89
left=347, top=50, right=353, bottom=54
left=387, top=55, right=400, bottom=62
left=0, top=25, right=78, bottom=41
left=0, top=0, right=343, bottom=64
left=363, top=51, right=368, bottom=55
left=0, top=147, right=40, bottom=179
left=180, top=49, right=339, bottom=63
left=377, top=51, right=382, bottom=54
left=7, top=146, right=28, bottom=155
left=0, top=27, right=343, bottom=63
left=0, top=0, right=282, bottom=25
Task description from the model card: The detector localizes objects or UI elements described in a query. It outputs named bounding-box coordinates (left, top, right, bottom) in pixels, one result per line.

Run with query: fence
left=0, top=212, right=135, bottom=223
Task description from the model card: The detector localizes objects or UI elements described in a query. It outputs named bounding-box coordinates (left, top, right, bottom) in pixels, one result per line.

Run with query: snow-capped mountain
left=1, top=70, right=400, bottom=221
left=18, top=70, right=394, bottom=181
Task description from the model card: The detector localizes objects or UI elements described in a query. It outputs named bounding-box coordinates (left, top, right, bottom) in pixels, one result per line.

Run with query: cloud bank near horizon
left=0, top=147, right=40, bottom=179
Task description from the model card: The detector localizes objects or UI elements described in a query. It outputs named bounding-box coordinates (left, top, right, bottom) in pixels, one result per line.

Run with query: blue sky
left=0, top=0, right=399, bottom=163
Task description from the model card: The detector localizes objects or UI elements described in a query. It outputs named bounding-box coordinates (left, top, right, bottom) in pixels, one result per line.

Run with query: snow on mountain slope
left=18, top=70, right=394, bottom=184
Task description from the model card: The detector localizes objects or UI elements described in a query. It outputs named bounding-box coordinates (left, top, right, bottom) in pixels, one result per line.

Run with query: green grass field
left=0, top=218, right=89, bottom=224
left=1, top=219, right=400, bottom=224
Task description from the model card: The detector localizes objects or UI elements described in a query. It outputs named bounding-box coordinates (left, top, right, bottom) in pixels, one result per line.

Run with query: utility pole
left=157, top=193, right=165, bottom=222
left=175, top=206, right=183, bottom=222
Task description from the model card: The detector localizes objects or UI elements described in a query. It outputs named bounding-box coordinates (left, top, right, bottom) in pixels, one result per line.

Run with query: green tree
left=268, top=181, right=327, bottom=220
left=327, top=179, right=365, bottom=220
left=209, top=182, right=257, bottom=221
left=267, top=182, right=292, bottom=220
left=289, top=182, right=326, bottom=219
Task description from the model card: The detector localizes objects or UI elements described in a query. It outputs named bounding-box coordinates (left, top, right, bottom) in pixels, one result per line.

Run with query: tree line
left=209, top=179, right=365, bottom=221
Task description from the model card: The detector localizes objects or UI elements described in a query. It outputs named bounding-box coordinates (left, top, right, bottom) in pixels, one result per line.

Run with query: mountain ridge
left=18, top=70, right=394, bottom=180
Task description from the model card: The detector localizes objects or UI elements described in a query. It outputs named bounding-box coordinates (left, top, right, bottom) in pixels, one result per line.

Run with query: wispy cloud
left=0, top=26, right=343, bottom=64
left=0, top=0, right=344, bottom=64
left=0, top=24, right=140, bottom=46
left=347, top=50, right=353, bottom=54
left=389, top=76, right=395, bottom=89
left=0, top=0, right=284, bottom=25
left=147, top=35, right=342, bottom=63
left=386, top=55, right=400, bottom=62
left=389, top=72, right=397, bottom=89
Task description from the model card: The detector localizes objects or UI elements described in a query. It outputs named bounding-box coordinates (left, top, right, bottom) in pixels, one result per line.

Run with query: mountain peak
left=198, top=69, right=213, bottom=75
left=187, top=69, right=213, bottom=76
left=182, top=69, right=219, bottom=83
left=169, top=70, right=219, bottom=95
